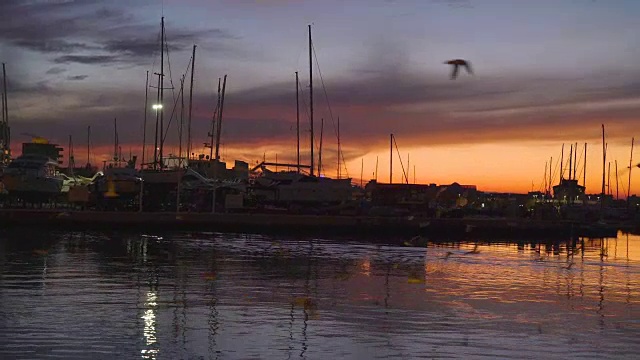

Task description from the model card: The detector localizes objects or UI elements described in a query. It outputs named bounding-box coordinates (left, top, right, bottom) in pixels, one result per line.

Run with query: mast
left=318, top=118, right=324, bottom=176
left=549, top=156, right=553, bottom=196
left=87, top=125, right=91, bottom=167
left=308, top=24, right=314, bottom=177
left=179, top=76, right=184, bottom=168
left=209, top=77, right=221, bottom=161
left=153, top=71, right=161, bottom=170
left=544, top=161, right=548, bottom=195
left=157, top=17, right=166, bottom=169
left=187, top=44, right=196, bottom=163
left=114, top=117, right=118, bottom=165
left=569, top=144, right=573, bottom=180
left=628, top=137, right=634, bottom=203
left=413, top=165, right=416, bottom=184
left=1, top=63, right=9, bottom=164
left=560, top=144, right=565, bottom=181
left=337, top=116, right=341, bottom=179
left=601, top=124, right=606, bottom=205
left=389, top=133, right=393, bottom=184
left=214, top=75, right=227, bottom=160
left=607, top=161, right=611, bottom=195
left=142, top=71, right=149, bottom=170
left=375, top=156, right=378, bottom=182
left=295, top=71, right=300, bottom=173
left=583, top=143, right=587, bottom=188
left=576, top=144, right=579, bottom=180
left=407, top=153, right=410, bottom=185
left=616, top=160, right=619, bottom=200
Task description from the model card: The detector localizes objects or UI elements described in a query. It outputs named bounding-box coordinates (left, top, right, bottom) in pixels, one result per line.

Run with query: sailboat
left=250, top=25, right=353, bottom=211
left=139, top=17, right=187, bottom=187
left=90, top=118, right=141, bottom=204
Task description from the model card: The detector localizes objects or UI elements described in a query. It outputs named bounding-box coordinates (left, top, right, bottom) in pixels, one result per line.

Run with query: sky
left=1, top=0, right=640, bottom=194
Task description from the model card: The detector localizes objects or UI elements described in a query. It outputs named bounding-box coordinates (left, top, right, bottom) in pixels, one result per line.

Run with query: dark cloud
left=66, top=74, right=89, bottom=81
left=54, top=55, right=119, bottom=64
left=0, top=1, right=241, bottom=65
left=45, top=67, right=66, bottom=75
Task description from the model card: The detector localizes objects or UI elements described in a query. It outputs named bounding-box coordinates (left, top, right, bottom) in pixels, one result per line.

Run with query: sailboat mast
left=544, top=161, right=548, bottom=195
left=209, top=77, right=220, bottom=162
left=318, top=118, right=324, bottom=176
left=549, top=156, right=552, bottom=196
left=616, top=160, right=619, bottom=200
left=601, top=124, right=606, bottom=200
left=1, top=63, right=9, bottom=164
left=153, top=71, right=160, bottom=170
left=375, top=155, right=378, bottom=182
left=295, top=71, right=300, bottom=173
left=583, top=143, right=587, bottom=188
left=337, top=116, right=341, bottom=179
left=560, top=144, right=565, bottom=181
left=308, top=25, right=314, bottom=177
left=187, top=45, right=196, bottom=163
left=214, top=75, right=227, bottom=160
left=142, top=71, right=149, bottom=170
left=87, top=125, right=91, bottom=166
left=179, top=76, right=185, bottom=168
left=389, top=133, right=393, bottom=184
left=114, top=117, right=119, bottom=166
left=159, top=16, right=165, bottom=169
left=569, top=144, right=573, bottom=180
left=629, top=137, right=634, bottom=203
left=575, top=143, right=579, bottom=179
left=607, top=161, right=611, bottom=195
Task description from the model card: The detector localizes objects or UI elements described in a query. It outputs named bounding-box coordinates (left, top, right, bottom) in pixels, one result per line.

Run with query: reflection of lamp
left=104, top=176, right=118, bottom=198
left=141, top=291, right=158, bottom=359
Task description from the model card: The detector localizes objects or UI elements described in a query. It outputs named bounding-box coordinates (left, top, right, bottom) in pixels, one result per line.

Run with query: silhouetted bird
left=445, top=59, right=473, bottom=79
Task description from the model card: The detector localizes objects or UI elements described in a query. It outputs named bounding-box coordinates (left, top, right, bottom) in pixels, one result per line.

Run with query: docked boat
left=2, top=153, right=64, bottom=202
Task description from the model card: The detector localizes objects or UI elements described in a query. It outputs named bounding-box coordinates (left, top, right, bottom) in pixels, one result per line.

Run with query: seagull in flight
left=445, top=59, right=473, bottom=79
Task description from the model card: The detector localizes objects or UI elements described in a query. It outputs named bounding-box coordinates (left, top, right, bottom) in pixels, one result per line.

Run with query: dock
left=0, top=209, right=599, bottom=239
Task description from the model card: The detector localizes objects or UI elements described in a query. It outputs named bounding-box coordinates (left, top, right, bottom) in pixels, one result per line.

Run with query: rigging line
left=575, top=146, right=585, bottom=181
left=163, top=28, right=177, bottom=107
left=392, top=136, right=408, bottom=183
left=311, top=42, right=349, bottom=178
left=161, top=62, right=192, bottom=146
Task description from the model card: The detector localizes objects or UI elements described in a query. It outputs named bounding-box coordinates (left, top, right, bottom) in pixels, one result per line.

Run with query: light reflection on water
left=0, top=230, right=639, bottom=359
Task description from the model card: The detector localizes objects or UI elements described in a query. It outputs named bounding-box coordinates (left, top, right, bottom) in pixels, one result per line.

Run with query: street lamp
left=152, top=104, right=163, bottom=110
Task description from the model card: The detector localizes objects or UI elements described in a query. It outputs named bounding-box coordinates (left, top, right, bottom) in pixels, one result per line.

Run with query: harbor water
left=1, top=230, right=639, bottom=359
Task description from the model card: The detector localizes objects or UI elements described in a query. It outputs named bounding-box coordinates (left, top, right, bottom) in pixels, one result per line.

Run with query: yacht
left=2, top=153, right=64, bottom=201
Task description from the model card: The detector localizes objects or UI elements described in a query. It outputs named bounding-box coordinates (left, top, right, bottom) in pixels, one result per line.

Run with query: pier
left=0, top=209, right=593, bottom=239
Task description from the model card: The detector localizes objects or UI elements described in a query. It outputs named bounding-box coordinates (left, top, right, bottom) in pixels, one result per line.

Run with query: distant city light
left=152, top=104, right=163, bottom=110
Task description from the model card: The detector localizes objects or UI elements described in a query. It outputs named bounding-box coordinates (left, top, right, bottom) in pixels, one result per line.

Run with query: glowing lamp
left=152, top=104, right=163, bottom=110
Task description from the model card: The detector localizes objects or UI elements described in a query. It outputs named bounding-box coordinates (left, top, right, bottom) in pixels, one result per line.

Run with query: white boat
left=2, top=153, right=64, bottom=200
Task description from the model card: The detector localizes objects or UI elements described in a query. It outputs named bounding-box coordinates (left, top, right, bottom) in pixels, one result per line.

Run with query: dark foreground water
left=1, top=230, right=639, bottom=359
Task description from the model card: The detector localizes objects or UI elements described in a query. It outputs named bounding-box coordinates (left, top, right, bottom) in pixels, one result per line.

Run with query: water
left=1, top=230, right=639, bottom=359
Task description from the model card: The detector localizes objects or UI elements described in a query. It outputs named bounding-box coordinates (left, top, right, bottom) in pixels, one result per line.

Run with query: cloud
left=0, top=1, right=241, bottom=65
left=45, top=67, right=66, bottom=75
left=66, top=74, right=89, bottom=81
left=53, top=55, right=118, bottom=65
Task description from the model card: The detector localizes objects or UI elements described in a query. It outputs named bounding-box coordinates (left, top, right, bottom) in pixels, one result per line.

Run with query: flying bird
left=445, top=59, right=473, bottom=79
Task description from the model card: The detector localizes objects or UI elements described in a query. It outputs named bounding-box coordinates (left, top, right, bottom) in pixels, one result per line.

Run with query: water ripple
left=1, top=230, right=640, bottom=358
